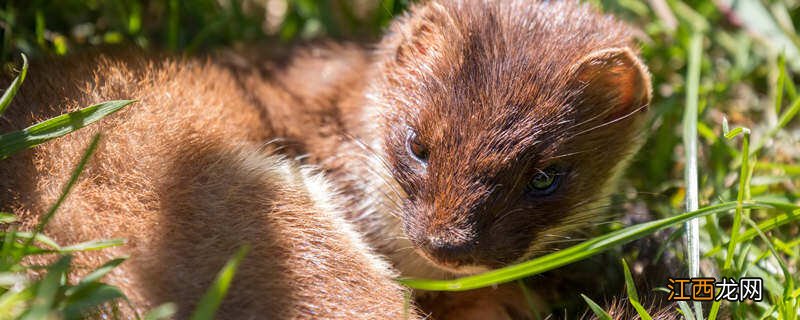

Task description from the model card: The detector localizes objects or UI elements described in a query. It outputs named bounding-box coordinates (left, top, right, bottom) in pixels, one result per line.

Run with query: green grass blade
left=711, top=127, right=753, bottom=320
left=622, top=259, right=639, bottom=302
left=20, top=255, right=71, bottom=320
left=630, top=300, right=654, bottom=320
left=704, top=210, right=800, bottom=258
left=0, top=272, right=25, bottom=286
left=0, top=53, right=28, bottom=116
left=517, top=280, right=542, bottom=320
left=724, top=128, right=752, bottom=272
left=785, top=70, right=798, bottom=102
left=683, top=30, right=704, bottom=319
left=668, top=0, right=709, bottom=32
left=57, top=258, right=130, bottom=319
left=0, top=100, right=134, bottom=159
left=189, top=245, right=250, bottom=320
left=754, top=161, right=800, bottom=175
left=753, top=97, right=800, bottom=155
left=399, top=200, right=793, bottom=291
left=144, top=303, right=177, bottom=320
left=679, top=300, right=697, bottom=320
left=167, top=0, right=180, bottom=50
left=62, top=283, right=126, bottom=319
left=21, top=134, right=102, bottom=256
left=70, top=258, right=127, bottom=291
left=581, top=294, right=612, bottom=320
left=775, top=53, right=787, bottom=114
left=621, top=259, right=653, bottom=320
left=0, top=213, right=16, bottom=224
left=758, top=305, right=778, bottom=320
left=60, top=239, right=126, bottom=253
left=4, top=231, right=62, bottom=250
left=724, top=127, right=746, bottom=139
left=0, top=282, right=33, bottom=316
left=744, top=218, right=793, bottom=298
left=0, top=226, right=19, bottom=271
left=774, top=98, right=800, bottom=137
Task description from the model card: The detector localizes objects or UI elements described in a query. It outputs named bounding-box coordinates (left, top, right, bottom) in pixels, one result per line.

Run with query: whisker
left=392, top=246, right=417, bottom=254
left=539, top=234, right=573, bottom=239
left=546, top=146, right=604, bottom=160
left=573, top=104, right=649, bottom=137
left=494, top=208, right=525, bottom=225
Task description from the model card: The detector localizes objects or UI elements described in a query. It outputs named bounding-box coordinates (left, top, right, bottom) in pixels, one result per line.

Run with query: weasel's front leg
left=415, top=283, right=541, bottom=320
left=145, top=146, right=420, bottom=319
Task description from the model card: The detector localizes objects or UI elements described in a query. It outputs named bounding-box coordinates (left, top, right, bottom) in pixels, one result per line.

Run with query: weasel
left=1, top=0, right=657, bottom=318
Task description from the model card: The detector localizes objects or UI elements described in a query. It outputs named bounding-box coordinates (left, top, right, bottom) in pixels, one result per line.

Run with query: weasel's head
left=370, top=0, right=652, bottom=274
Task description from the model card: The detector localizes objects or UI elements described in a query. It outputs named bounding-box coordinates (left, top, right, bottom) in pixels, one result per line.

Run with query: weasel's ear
left=569, top=47, right=652, bottom=121
left=394, top=4, right=449, bottom=66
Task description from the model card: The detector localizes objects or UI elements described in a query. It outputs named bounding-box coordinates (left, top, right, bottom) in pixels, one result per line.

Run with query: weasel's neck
left=242, top=43, right=451, bottom=279
left=319, top=82, right=452, bottom=279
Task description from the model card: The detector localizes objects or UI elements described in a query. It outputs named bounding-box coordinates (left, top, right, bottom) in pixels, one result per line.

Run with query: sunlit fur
left=0, top=50, right=415, bottom=319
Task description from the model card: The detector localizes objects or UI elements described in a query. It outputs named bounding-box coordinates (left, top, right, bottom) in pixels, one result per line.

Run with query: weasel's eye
left=525, top=166, right=561, bottom=196
left=407, top=130, right=429, bottom=163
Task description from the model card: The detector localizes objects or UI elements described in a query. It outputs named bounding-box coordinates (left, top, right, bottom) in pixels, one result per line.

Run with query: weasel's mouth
left=413, top=248, right=492, bottom=275
left=439, top=264, right=491, bottom=275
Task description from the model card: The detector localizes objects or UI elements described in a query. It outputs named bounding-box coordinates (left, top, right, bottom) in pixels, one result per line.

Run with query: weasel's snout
left=420, top=234, right=477, bottom=266
left=407, top=221, right=486, bottom=271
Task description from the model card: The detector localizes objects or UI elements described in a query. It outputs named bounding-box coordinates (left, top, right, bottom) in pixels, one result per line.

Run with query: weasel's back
left=0, top=50, right=412, bottom=319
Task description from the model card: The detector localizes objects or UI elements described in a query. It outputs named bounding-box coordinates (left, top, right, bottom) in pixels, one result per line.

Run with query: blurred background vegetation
left=0, top=0, right=410, bottom=61
left=1, top=0, right=799, bottom=318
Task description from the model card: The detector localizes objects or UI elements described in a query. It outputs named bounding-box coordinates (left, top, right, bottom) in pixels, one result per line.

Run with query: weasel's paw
left=417, top=284, right=540, bottom=320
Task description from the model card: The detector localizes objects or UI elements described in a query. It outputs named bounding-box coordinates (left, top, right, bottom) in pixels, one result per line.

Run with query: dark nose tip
left=422, top=235, right=476, bottom=265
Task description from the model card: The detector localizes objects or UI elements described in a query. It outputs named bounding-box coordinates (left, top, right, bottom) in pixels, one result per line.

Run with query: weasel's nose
left=422, top=234, right=476, bottom=265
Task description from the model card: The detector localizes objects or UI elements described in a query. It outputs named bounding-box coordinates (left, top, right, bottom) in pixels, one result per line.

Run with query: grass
left=398, top=201, right=795, bottom=291
left=683, top=29, right=704, bottom=319
left=1, top=0, right=799, bottom=319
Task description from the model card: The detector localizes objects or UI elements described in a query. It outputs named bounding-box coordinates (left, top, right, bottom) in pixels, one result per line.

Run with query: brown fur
left=0, top=49, right=414, bottom=318
left=1, top=0, right=656, bottom=319
left=417, top=285, right=542, bottom=320
left=369, top=0, right=651, bottom=273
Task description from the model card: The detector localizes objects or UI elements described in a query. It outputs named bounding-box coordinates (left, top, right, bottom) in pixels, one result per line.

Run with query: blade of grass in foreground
left=518, top=280, right=542, bottom=320
left=0, top=100, right=135, bottom=158
left=144, top=303, right=178, bottom=320
left=703, top=209, right=800, bottom=257
left=189, top=245, right=250, bottom=320
left=775, top=53, right=787, bottom=115
left=0, top=53, right=28, bottom=116
left=398, top=200, right=797, bottom=291
left=20, top=134, right=102, bottom=258
left=0, top=213, right=16, bottom=223
left=19, top=255, right=71, bottom=320
left=683, top=30, right=704, bottom=320
left=581, top=294, right=612, bottom=320
left=622, top=259, right=653, bottom=320
left=709, top=127, right=753, bottom=320
left=752, top=97, right=800, bottom=156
